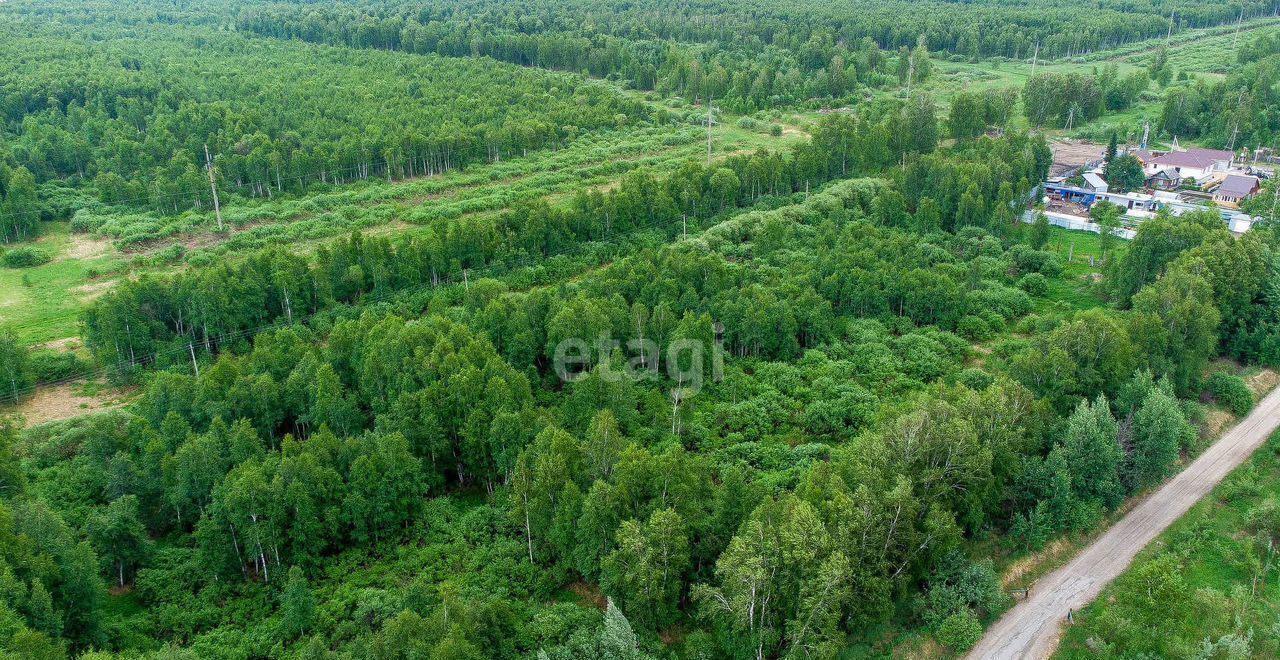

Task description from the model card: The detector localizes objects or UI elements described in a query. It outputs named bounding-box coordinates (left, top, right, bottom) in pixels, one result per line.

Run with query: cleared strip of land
left=969, top=385, right=1280, bottom=660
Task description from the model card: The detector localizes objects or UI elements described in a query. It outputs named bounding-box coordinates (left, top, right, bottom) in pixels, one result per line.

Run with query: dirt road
left=968, top=385, right=1280, bottom=660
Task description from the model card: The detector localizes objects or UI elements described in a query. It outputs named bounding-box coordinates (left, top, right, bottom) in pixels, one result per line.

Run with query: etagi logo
left=552, top=331, right=725, bottom=397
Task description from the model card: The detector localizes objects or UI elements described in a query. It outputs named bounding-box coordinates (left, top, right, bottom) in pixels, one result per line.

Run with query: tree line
left=1158, top=33, right=1280, bottom=149
left=79, top=108, right=960, bottom=375
left=0, top=14, right=648, bottom=221
left=233, top=0, right=1275, bottom=93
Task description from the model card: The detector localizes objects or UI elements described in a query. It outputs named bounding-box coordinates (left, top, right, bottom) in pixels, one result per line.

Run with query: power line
left=205, top=143, right=224, bottom=232
left=0, top=124, right=706, bottom=225
left=0, top=131, right=715, bottom=337
left=0, top=155, right=459, bottom=224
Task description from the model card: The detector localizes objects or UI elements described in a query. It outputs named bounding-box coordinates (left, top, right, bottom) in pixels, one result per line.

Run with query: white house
left=1134, top=148, right=1233, bottom=182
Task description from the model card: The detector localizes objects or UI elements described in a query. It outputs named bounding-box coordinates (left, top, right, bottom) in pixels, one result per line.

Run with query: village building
left=1145, top=168, right=1182, bottom=191
left=1097, top=190, right=1157, bottom=214
left=1212, top=174, right=1261, bottom=206
left=1081, top=172, right=1109, bottom=193
left=1133, top=148, right=1233, bottom=182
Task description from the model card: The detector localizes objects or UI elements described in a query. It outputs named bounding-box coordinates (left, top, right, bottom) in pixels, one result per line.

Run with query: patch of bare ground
left=564, top=581, right=606, bottom=610
left=74, top=278, right=118, bottom=303
left=121, top=217, right=275, bottom=257
left=1247, top=368, right=1279, bottom=399
left=61, top=234, right=113, bottom=261
left=3, top=381, right=137, bottom=428
left=34, top=337, right=80, bottom=352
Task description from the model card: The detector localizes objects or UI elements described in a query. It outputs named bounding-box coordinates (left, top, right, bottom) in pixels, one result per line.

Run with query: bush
left=1008, top=243, right=1059, bottom=277
left=957, top=315, right=992, bottom=342
left=1017, top=272, right=1049, bottom=297
left=966, top=284, right=1032, bottom=320
left=29, top=350, right=89, bottom=384
left=69, top=215, right=98, bottom=233
left=1206, top=372, right=1253, bottom=417
left=937, top=609, right=982, bottom=651
left=1, top=246, right=52, bottom=268
left=956, top=368, right=994, bottom=391
left=769, top=124, right=783, bottom=136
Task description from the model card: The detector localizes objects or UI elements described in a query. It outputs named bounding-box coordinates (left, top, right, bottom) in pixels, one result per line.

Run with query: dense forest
left=232, top=0, right=1273, bottom=86
left=0, top=15, right=647, bottom=228
left=4, top=0, right=1279, bottom=240
left=5, top=154, right=1277, bottom=657
left=1, top=0, right=1279, bottom=658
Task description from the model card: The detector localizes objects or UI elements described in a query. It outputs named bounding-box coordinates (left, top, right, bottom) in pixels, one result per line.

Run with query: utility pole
left=1029, top=41, right=1039, bottom=79
left=1166, top=8, right=1176, bottom=40
left=1269, top=178, right=1278, bottom=225
left=188, top=340, right=200, bottom=377
left=204, top=144, right=224, bottom=232
left=706, top=94, right=714, bottom=165
left=1228, top=89, right=1246, bottom=151
left=1233, top=8, right=1244, bottom=49
left=905, top=48, right=917, bottom=101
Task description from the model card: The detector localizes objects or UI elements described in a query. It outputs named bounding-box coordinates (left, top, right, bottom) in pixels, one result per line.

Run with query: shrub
left=956, top=368, right=994, bottom=391
left=1017, top=272, right=1049, bottom=297
left=1206, top=372, right=1253, bottom=417
left=769, top=124, right=783, bottom=136
left=937, top=609, right=982, bottom=651
left=1003, top=241, right=1064, bottom=276
left=156, top=244, right=186, bottom=264
left=966, top=284, right=1032, bottom=320
left=1, top=246, right=52, bottom=268
left=957, top=315, right=992, bottom=342
left=69, top=215, right=98, bottom=233
left=29, top=350, right=88, bottom=384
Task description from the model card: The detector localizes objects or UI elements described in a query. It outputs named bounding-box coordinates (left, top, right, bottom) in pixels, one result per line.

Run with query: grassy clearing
left=81, top=111, right=799, bottom=261
left=0, top=223, right=125, bottom=344
left=1035, top=226, right=1118, bottom=311
left=5, top=110, right=801, bottom=345
left=0, top=379, right=137, bottom=429
left=1097, top=16, right=1280, bottom=75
